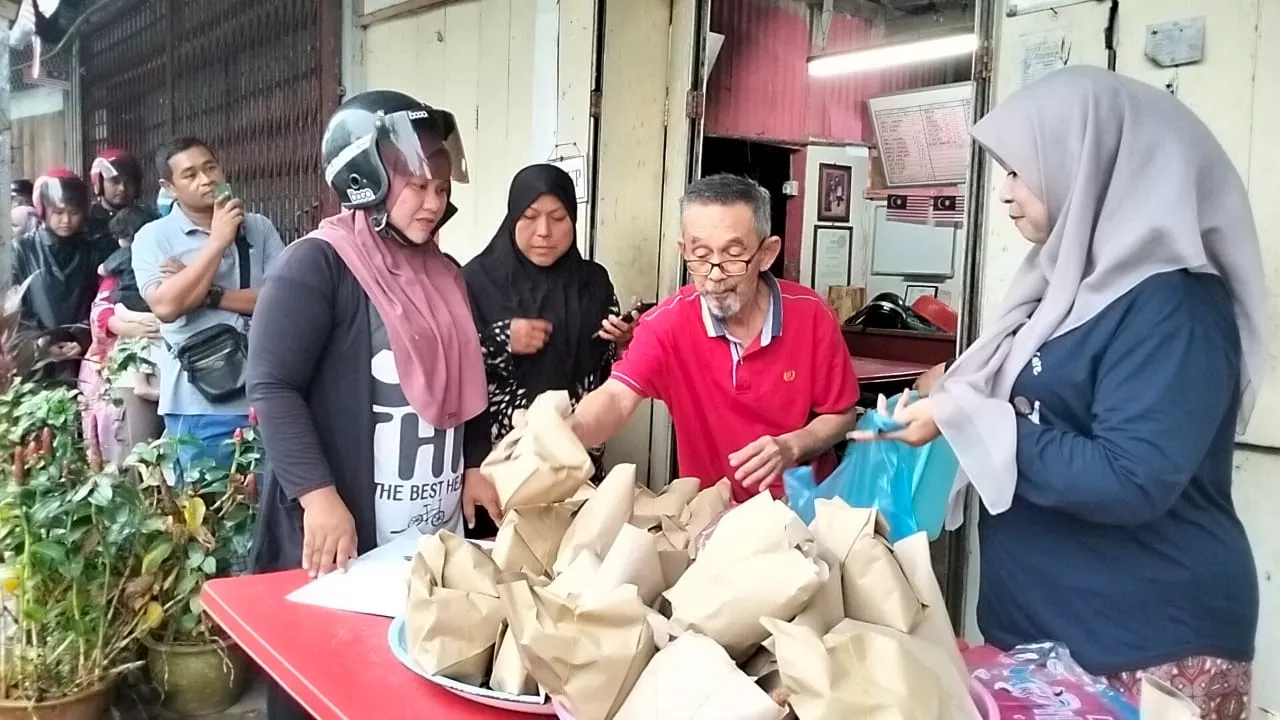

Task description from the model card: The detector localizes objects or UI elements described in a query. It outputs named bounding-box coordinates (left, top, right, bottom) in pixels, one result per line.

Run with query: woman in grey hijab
left=860, top=67, right=1264, bottom=716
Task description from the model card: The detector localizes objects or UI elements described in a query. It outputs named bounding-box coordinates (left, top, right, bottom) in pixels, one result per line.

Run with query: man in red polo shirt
left=571, top=174, right=859, bottom=502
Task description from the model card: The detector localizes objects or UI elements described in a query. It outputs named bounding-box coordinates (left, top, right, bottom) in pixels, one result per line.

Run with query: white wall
left=352, top=0, right=596, bottom=264
left=799, top=144, right=867, bottom=294
left=972, top=1, right=1279, bottom=713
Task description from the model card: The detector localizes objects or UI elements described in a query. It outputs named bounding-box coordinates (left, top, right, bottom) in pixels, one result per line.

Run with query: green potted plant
left=124, top=421, right=261, bottom=717
left=0, top=277, right=161, bottom=719
left=0, top=383, right=164, bottom=719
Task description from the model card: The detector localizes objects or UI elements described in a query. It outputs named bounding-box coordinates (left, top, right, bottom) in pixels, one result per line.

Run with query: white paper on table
left=287, top=533, right=495, bottom=617
left=285, top=531, right=419, bottom=617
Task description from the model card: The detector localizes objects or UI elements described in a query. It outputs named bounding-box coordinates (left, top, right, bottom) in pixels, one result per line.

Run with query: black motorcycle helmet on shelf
left=845, top=292, right=945, bottom=333
left=320, top=89, right=470, bottom=239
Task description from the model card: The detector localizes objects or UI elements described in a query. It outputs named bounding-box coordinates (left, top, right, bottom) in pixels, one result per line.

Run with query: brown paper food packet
left=665, top=548, right=822, bottom=661
left=891, top=532, right=969, bottom=682
left=685, top=480, right=732, bottom=556
left=493, top=502, right=579, bottom=577
left=811, top=499, right=922, bottom=633
left=788, top=558, right=844, bottom=637
left=498, top=577, right=655, bottom=720
left=631, top=476, right=701, bottom=531
left=584, top=523, right=666, bottom=607
left=490, top=622, right=538, bottom=696
left=652, top=525, right=693, bottom=590
left=696, top=492, right=814, bottom=570
left=546, top=549, right=602, bottom=600
left=1141, top=676, right=1201, bottom=719
left=405, top=532, right=505, bottom=685
left=763, top=617, right=945, bottom=720
left=485, top=391, right=594, bottom=510
left=614, top=633, right=787, bottom=720
left=555, top=463, right=637, bottom=574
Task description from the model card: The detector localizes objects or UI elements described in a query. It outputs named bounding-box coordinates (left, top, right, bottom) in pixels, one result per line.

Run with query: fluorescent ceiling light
left=808, top=33, right=978, bottom=77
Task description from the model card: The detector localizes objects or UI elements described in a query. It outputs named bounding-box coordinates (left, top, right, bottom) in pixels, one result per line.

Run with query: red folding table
left=203, top=571, right=529, bottom=720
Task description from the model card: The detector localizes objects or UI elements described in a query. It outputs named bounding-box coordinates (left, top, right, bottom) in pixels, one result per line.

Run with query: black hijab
left=463, top=164, right=616, bottom=396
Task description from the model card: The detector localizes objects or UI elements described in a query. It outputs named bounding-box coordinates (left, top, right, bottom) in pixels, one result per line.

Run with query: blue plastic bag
left=783, top=392, right=958, bottom=542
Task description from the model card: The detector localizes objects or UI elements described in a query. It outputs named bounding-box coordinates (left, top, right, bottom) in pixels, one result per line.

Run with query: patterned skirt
left=1107, top=656, right=1251, bottom=720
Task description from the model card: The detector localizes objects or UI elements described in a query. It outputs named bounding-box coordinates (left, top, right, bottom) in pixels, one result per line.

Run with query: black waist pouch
left=173, top=324, right=248, bottom=403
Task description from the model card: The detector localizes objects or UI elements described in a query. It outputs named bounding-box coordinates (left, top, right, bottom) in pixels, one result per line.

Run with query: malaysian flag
left=885, top=194, right=966, bottom=228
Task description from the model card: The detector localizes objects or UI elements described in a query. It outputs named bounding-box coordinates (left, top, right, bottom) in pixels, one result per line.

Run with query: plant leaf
left=29, top=540, right=67, bottom=565
left=184, top=496, right=207, bottom=531
left=141, top=538, right=175, bottom=575
left=141, top=601, right=164, bottom=631
left=200, top=556, right=216, bottom=575
left=88, top=478, right=114, bottom=507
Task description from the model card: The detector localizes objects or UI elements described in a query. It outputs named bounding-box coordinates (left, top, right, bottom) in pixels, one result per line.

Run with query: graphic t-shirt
left=370, top=307, right=465, bottom=545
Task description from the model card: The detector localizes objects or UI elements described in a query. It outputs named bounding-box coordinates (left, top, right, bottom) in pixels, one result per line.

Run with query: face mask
left=157, top=188, right=176, bottom=217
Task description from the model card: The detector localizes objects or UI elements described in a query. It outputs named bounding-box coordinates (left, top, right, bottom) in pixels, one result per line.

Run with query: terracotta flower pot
left=0, top=682, right=113, bottom=720
left=144, top=637, right=250, bottom=716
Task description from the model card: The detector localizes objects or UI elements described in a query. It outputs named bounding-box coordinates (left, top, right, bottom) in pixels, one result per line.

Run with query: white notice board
left=868, top=82, right=974, bottom=187
left=869, top=203, right=957, bottom=278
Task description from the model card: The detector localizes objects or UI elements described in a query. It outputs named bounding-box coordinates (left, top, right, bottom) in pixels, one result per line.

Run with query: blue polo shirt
left=132, top=204, right=285, bottom=416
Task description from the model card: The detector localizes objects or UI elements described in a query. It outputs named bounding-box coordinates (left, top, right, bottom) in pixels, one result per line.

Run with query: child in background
left=102, top=207, right=151, bottom=312
left=78, top=208, right=163, bottom=464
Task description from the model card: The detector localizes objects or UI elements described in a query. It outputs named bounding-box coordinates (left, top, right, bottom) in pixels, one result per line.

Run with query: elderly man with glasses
left=570, top=174, right=860, bottom=501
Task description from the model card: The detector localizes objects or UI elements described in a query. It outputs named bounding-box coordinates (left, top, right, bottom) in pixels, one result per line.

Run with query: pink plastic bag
left=968, top=642, right=1139, bottom=720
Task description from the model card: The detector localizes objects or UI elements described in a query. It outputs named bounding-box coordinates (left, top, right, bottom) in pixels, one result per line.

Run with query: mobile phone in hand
left=629, top=300, right=658, bottom=319
left=214, top=183, right=234, bottom=201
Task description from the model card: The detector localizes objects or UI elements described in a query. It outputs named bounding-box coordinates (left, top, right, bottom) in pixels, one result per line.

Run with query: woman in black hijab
left=464, top=164, right=633, bottom=485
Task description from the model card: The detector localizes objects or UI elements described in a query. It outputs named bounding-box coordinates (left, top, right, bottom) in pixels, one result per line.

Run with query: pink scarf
left=313, top=209, right=487, bottom=429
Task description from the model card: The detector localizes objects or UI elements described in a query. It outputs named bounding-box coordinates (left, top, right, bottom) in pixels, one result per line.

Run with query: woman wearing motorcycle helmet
left=12, top=170, right=118, bottom=383
left=247, top=86, right=498, bottom=633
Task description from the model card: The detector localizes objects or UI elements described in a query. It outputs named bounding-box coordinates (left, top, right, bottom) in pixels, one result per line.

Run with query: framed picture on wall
left=817, top=163, right=853, bottom=223
left=904, top=284, right=939, bottom=304
left=811, top=225, right=853, bottom=297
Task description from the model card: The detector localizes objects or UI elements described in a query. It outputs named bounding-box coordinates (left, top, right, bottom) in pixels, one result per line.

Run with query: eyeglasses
left=684, top=245, right=761, bottom=277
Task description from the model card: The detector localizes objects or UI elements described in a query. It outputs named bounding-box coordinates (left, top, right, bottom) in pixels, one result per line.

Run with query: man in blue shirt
left=132, top=137, right=285, bottom=472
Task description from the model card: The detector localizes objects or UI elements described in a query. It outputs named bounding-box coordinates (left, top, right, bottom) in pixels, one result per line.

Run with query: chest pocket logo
left=783, top=370, right=796, bottom=382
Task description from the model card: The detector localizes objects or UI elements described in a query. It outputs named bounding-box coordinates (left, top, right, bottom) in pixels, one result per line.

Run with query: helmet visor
left=379, top=109, right=470, bottom=185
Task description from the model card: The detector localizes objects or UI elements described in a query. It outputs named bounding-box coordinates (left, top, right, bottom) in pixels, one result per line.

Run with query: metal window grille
left=79, top=0, right=342, bottom=240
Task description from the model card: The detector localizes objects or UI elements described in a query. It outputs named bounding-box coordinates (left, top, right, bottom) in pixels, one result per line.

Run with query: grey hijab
left=935, top=66, right=1267, bottom=521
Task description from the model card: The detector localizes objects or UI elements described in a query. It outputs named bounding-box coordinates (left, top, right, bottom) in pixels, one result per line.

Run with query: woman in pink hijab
left=248, top=92, right=498, bottom=719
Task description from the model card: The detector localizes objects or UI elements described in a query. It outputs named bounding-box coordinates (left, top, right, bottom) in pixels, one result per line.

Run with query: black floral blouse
left=477, top=295, right=621, bottom=479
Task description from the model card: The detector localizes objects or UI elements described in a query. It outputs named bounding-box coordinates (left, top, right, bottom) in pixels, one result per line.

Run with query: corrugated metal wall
left=79, top=0, right=342, bottom=240
left=706, top=0, right=970, bottom=144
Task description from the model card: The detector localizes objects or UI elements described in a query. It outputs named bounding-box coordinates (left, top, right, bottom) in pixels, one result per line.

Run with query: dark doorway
left=700, top=137, right=794, bottom=278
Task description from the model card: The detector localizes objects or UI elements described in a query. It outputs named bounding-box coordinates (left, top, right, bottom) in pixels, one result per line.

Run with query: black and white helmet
left=321, top=90, right=469, bottom=215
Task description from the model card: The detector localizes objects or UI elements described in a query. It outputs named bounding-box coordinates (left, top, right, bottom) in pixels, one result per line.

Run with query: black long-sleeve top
left=246, top=238, right=490, bottom=572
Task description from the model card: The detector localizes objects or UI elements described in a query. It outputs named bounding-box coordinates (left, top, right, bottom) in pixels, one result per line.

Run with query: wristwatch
left=205, top=285, right=225, bottom=309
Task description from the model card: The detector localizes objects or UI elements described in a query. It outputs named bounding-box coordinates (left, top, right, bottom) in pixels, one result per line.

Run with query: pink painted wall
left=705, top=0, right=967, bottom=145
